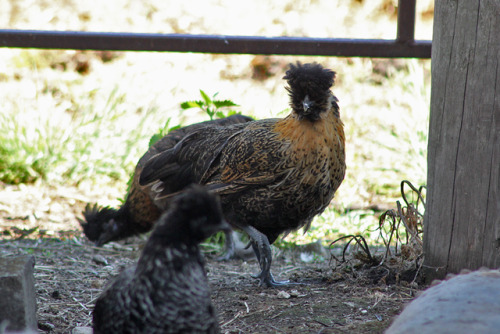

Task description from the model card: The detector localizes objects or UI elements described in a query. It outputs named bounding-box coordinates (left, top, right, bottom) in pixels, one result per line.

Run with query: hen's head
left=152, top=185, right=230, bottom=245
left=79, top=204, right=125, bottom=246
left=284, top=62, right=337, bottom=121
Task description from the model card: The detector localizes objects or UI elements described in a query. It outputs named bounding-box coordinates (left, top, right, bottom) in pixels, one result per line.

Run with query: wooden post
left=424, top=0, right=500, bottom=281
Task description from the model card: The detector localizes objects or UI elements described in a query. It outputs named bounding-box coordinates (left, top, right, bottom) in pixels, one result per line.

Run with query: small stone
left=38, top=322, right=55, bottom=332
left=300, top=252, right=315, bottom=263
left=72, top=326, right=93, bottom=334
left=91, top=279, right=105, bottom=289
left=0, top=256, right=37, bottom=331
left=92, top=255, right=108, bottom=266
left=277, top=291, right=291, bottom=299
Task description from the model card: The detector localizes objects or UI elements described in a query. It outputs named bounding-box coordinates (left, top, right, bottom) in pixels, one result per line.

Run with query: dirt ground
left=0, top=180, right=425, bottom=334
left=0, top=220, right=423, bottom=334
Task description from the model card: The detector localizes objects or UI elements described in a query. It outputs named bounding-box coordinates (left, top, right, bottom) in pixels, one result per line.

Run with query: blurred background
left=0, top=0, right=433, bottom=246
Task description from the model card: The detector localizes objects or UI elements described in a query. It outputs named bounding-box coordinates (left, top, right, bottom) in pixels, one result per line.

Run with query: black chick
left=92, top=185, right=229, bottom=334
left=79, top=114, right=252, bottom=247
left=139, top=62, right=346, bottom=287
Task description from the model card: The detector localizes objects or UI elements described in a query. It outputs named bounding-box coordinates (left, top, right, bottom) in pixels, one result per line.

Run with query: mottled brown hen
left=139, top=62, right=346, bottom=287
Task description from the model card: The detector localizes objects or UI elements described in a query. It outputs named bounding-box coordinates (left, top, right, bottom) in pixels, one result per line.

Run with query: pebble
left=92, top=254, right=108, bottom=266
left=72, top=326, right=93, bottom=334
left=277, top=290, right=291, bottom=299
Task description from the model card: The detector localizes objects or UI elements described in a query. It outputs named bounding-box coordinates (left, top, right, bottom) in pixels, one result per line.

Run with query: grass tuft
left=0, top=86, right=159, bottom=186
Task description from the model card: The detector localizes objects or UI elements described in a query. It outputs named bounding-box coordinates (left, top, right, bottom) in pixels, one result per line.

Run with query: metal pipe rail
left=0, top=30, right=430, bottom=58
left=0, top=0, right=431, bottom=58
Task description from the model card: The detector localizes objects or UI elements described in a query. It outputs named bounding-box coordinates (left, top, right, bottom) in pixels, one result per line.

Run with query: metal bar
left=397, top=0, right=417, bottom=43
left=0, top=29, right=431, bottom=58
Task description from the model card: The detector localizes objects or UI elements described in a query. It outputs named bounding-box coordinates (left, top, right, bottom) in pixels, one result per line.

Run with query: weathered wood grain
left=424, top=0, right=500, bottom=281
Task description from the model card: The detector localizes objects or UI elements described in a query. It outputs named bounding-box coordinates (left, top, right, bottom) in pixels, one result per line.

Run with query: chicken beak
left=302, top=95, right=312, bottom=113
left=95, top=218, right=119, bottom=247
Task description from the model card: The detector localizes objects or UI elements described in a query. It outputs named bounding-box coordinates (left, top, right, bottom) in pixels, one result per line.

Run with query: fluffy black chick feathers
left=92, top=185, right=229, bottom=334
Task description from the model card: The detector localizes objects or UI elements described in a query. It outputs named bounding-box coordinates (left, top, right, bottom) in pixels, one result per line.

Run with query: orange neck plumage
left=273, top=109, right=345, bottom=154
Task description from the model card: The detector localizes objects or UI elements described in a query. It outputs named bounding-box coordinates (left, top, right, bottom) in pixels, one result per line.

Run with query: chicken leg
left=241, top=225, right=290, bottom=287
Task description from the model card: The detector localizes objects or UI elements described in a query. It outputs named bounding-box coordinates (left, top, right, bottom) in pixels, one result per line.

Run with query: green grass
left=0, top=84, right=159, bottom=187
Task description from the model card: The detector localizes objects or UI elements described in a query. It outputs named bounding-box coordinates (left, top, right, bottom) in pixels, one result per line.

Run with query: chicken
left=92, top=185, right=229, bottom=334
left=139, top=62, right=346, bottom=287
left=79, top=114, right=252, bottom=247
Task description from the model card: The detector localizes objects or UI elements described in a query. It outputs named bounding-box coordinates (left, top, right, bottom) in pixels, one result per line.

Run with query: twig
left=271, top=311, right=283, bottom=319
left=264, top=324, right=286, bottom=333
left=85, top=296, right=99, bottom=307
left=313, top=319, right=330, bottom=327
left=410, top=254, right=425, bottom=285
left=396, top=201, right=422, bottom=247
left=241, top=306, right=275, bottom=319
left=87, top=246, right=134, bottom=253
left=281, top=266, right=302, bottom=274
left=220, top=311, right=242, bottom=327
left=71, top=296, right=89, bottom=311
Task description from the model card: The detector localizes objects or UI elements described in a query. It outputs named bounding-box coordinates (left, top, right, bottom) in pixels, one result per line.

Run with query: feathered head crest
left=283, top=62, right=335, bottom=92
left=283, top=62, right=336, bottom=120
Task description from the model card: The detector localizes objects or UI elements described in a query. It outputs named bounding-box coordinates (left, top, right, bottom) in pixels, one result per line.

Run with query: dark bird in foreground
left=92, top=185, right=229, bottom=334
left=79, top=114, right=252, bottom=247
left=139, top=62, right=346, bottom=287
